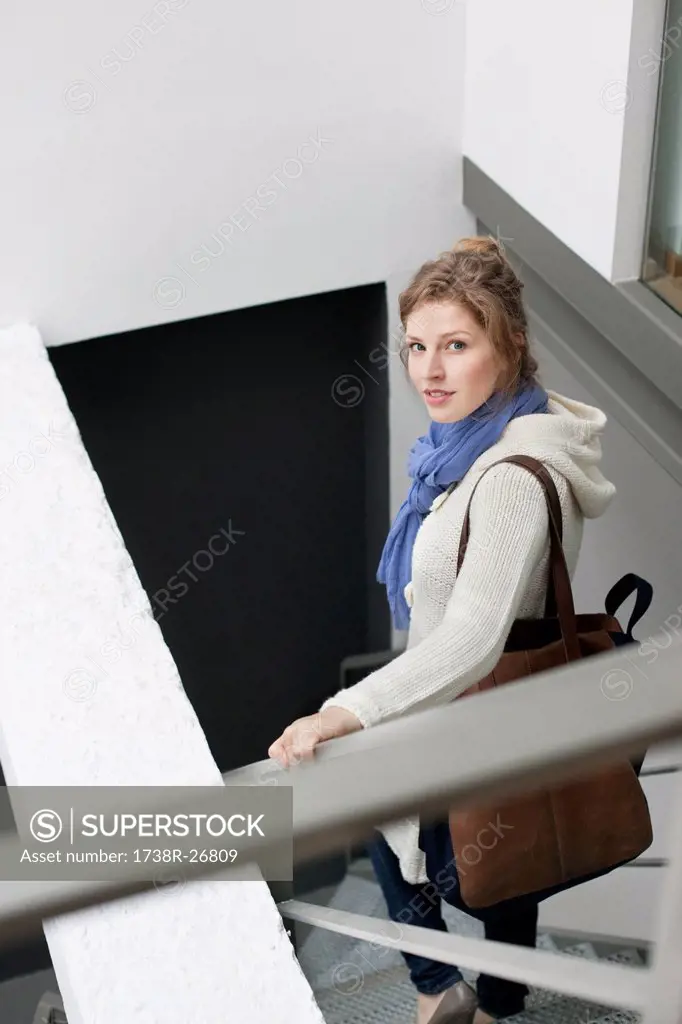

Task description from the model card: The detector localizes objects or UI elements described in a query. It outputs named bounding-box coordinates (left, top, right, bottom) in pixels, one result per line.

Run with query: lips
left=424, top=389, right=455, bottom=407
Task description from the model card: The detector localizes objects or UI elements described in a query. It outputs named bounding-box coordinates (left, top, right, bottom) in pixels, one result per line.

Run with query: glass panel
left=643, top=0, right=682, bottom=314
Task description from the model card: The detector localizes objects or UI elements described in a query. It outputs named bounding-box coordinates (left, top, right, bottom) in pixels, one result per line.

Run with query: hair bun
left=453, top=235, right=504, bottom=257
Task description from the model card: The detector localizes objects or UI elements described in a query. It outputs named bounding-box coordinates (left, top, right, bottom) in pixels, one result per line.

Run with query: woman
left=268, top=237, right=616, bottom=1022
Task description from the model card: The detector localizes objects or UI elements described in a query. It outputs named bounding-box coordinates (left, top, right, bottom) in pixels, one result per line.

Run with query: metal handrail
left=278, top=900, right=651, bottom=1012
left=0, top=635, right=679, bottom=954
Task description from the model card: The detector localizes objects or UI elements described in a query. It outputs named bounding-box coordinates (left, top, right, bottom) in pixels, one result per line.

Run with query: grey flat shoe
left=428, top=980, right=478, bottom=1023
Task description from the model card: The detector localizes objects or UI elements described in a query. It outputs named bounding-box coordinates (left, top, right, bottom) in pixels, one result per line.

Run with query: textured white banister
left=0, top=324, right=323, bottom=1024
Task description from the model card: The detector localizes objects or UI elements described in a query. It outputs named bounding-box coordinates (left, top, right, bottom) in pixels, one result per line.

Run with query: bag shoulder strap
left=455, top=454, right=581, bottom=661
left=457, top=455, right=563, bottom=569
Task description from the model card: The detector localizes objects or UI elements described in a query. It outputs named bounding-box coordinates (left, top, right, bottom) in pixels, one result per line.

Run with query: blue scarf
left=377, top=383, right=550, bottom=630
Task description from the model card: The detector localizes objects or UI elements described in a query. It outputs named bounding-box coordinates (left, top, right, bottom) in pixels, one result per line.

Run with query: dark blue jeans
left=368, top=823, right=538, bottom=1019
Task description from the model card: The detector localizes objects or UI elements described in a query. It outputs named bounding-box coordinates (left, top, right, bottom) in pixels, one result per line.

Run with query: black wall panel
left=48, top=284, right=390, bottom=775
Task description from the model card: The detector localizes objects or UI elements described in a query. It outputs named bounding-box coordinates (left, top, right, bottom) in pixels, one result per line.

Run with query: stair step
left=302, top=864, right=644, bottom=1023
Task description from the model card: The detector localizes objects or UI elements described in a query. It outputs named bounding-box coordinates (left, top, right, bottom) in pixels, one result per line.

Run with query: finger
left=276, top=721, right=309, bottom=767
left=267, top=738, right=282, bottom=759
left=290, top=733, right=319, bottom=765
left=268, top=738, right=288, bottom=767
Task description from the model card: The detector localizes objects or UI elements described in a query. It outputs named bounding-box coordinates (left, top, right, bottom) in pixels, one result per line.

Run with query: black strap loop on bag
left=604, top=573, right=654, bottom=776
left=605, top=573, right=654, bottom=639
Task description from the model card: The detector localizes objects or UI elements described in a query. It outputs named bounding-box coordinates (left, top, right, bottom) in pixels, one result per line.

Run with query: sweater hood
left=469, top=390, right=616, bottom=519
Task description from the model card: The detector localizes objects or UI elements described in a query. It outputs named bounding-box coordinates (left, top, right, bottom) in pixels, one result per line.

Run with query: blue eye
left=407, top=340, right=466, bottom=352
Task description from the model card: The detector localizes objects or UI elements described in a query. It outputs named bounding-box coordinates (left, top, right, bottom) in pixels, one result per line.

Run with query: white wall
left=532, top=344, right=682, bottom=637
left=463, top=0, right=667, bottom=282
left=0, top=0, right=468, bottom=346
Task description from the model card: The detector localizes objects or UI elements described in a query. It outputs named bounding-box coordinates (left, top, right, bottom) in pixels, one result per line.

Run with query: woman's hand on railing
left=267, top=706, right=363, bottom=769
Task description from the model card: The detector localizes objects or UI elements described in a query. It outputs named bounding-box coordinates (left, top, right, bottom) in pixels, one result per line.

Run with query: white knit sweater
left=320, top=391, right=616, bottom=884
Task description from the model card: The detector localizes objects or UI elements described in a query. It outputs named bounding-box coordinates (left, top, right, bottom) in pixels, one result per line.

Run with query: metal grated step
left=299, top=868, right=644, bottom=1024
left=312, top=957, right=642, bottom=1024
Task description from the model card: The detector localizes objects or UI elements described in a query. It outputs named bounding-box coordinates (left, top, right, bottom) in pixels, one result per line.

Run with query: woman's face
left=405, top=301, right=505, bottom=423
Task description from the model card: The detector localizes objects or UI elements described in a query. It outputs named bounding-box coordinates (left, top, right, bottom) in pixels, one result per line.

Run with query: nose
left=423, top=348, right=445, bottom=380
